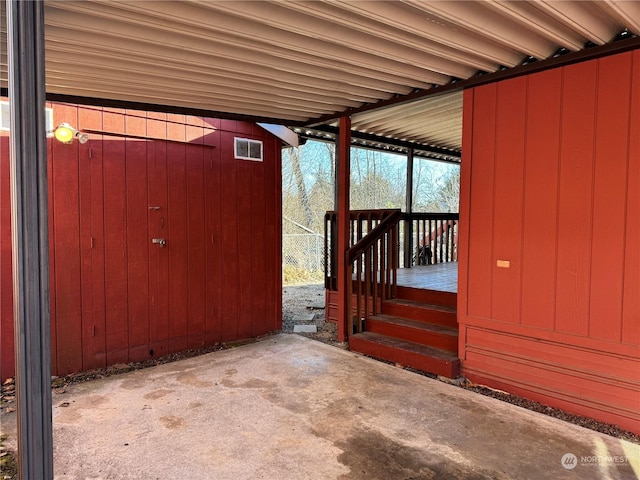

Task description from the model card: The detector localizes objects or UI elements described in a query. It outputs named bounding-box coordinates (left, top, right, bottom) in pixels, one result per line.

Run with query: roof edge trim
left=306, top=35, right=640, bottom=126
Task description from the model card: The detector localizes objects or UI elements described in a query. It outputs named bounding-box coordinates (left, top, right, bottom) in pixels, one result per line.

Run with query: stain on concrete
left=159, top=415, right=185, bottom=430
left=55, top=395, right=109, bottom=425
left=119, top=378, right=142, bottom=390
left=221, top=377, right=276, bottom=389
left=335, top=429, right=504, bottom=480
left=143, top=389, right=174, bottom=400
left=176, top=372, right=213, bottom=388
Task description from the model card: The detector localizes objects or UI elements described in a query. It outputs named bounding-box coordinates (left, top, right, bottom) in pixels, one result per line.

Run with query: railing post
left=404, top=148, right=414, bottom=268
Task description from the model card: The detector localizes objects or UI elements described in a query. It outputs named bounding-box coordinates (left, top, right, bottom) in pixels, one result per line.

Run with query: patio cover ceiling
left=1, top=0, right=639, bottom=156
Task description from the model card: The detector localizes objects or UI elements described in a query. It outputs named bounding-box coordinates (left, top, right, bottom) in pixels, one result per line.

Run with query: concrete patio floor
left=2, top=334, right=638, bottom=479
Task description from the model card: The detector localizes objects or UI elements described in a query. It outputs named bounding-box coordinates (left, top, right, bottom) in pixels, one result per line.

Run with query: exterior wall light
left=53, top=123, right=89, bottom=144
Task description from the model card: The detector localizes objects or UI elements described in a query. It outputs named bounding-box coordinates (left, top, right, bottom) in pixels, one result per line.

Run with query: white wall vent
left=234, top=137, right=263, bottom=161
left=0, top=101, right=54, bottom=134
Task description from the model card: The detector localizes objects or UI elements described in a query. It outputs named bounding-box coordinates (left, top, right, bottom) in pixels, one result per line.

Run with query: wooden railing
left=325, top=210, right=459, bottom=290
left=403, top=212, right=459, bottom=267
left=324, top=209, right=398, bottom=290
left=346, top=210, right=402, bottom=334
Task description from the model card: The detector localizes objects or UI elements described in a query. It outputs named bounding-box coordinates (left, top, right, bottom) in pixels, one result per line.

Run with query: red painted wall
left=458, top=50, right=640, bottom=433
left=0, top=104, right=282, bottom=380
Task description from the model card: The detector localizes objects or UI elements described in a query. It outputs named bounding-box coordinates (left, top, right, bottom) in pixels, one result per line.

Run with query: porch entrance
left=324, top=210, right=460, bottom=378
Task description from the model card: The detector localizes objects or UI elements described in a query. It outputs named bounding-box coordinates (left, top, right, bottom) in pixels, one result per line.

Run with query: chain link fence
left=282, top=233, right=325, bottom=284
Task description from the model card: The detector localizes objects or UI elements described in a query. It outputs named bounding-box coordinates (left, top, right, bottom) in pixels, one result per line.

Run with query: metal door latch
left=152, top=238, right=166, bottom=247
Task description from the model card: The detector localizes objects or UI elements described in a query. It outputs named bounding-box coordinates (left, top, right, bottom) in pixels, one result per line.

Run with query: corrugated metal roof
left=1, top=0, right=638, bottom=151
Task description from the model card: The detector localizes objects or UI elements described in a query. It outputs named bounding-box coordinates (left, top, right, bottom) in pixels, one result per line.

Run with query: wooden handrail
left=347, top=210, right=402, bottom=263
left=345, top=210, right=402, bottom=336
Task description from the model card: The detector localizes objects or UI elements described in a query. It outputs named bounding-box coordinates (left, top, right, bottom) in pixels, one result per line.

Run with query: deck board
left=396, top=263, right=458, bottom=293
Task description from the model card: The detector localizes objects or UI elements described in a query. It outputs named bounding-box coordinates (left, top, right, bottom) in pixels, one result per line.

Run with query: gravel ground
left=282, top=282, right=343, bottom=348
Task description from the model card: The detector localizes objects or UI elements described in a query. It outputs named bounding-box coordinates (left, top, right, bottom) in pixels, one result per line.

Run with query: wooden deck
left=396, top=263, right=458, bottom=293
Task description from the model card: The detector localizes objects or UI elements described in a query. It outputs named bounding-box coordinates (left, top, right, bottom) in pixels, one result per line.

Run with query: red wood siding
left=0, top=105, right=282, bottom=380
left=459, top=50, right=640, bottom=434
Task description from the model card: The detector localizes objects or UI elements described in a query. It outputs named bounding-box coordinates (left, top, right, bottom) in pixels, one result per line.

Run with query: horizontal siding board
left=465, top=327, right=640, bottom=383
left=462, top=368, right=640, bottom=433
left=460, top=314, right=639, bottom=357
left=464, top=352, right=639, bottom=417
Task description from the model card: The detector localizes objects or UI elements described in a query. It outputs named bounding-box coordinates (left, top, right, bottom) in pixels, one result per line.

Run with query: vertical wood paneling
left=51, top=104, right=83, bottom=374
left=186, top=144, right=206, bottom=348
left=47, top=134, right=57, bottom=375
left=125, top=138, right=150, bottom=361
left=466, top=84, right=497, bottom=319
left=220, top=130, right=239, bottom=341
left=622, top=51, right=640, bottom=345
left=167, top=143, right=188, bottom=353
left=457, top=89, right=474, bottom=322
left=236, top=156, right=253, bottom=339
left=251, top=150, right=267, bottom=337
left=589, top=54, right=632, bottom=342
left=78, top=114, right=96, bottom=370
left=146, top=113, right=169, bottom=358
left=1, top=108, right=282, bottom=379
left=147, top=138, right=170, bottom=357
left=555, top=61, right=597, bottom=336
left=102, top=116, right=129, bottom=365
left=88, top=136, right=107, bottom=368
left=0, top=135, right=14, bottom=380
left=520, top=69, right=562, bottom=330
left=273, top=138, right=283, bottom=331
left=492, top=77, right=526, bottom=324
left=460, top=51, right=638, bottom=432
left=205, top=131, right=222, bottom=344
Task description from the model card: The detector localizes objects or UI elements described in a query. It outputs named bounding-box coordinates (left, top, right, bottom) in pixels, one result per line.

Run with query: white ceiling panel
left=0, top=0, right=637, bottom=152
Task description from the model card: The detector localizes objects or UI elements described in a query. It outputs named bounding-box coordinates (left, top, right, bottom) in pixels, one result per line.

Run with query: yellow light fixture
left=53, top=123, right=89, bottom=144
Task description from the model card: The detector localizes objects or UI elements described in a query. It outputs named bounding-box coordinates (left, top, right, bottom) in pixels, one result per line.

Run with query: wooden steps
left=381, top=298, right=457, bottom=328
left=349, top=332, right=460, bottom=378
left=349, top=288, right=460, bottom=378
left=366, top=314, right=458, bottom=352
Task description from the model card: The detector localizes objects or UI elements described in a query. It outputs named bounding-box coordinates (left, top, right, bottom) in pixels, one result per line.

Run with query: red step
left=350, top=331, right=460, bottom=378
left=366, top=314, right=458, bottom=353
left=382, top=298, right=457, bottom=328
left=396, top=286, right=457, bottom=308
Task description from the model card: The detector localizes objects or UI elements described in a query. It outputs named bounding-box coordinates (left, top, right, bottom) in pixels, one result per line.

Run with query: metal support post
left=7, top=1, right=54, bottom=478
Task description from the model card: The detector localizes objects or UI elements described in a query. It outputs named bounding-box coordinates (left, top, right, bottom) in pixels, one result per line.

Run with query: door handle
left=152, top=238, right=166, bottom=248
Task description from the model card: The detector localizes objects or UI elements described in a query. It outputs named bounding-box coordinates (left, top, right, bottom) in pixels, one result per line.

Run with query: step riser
left=396, top=286, right=457, bottom=308
left=350, top=336, right=460, bottom=378
left=366, top=318, right=458, bottom=354
left=381, top=303, right=457, bottom=328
